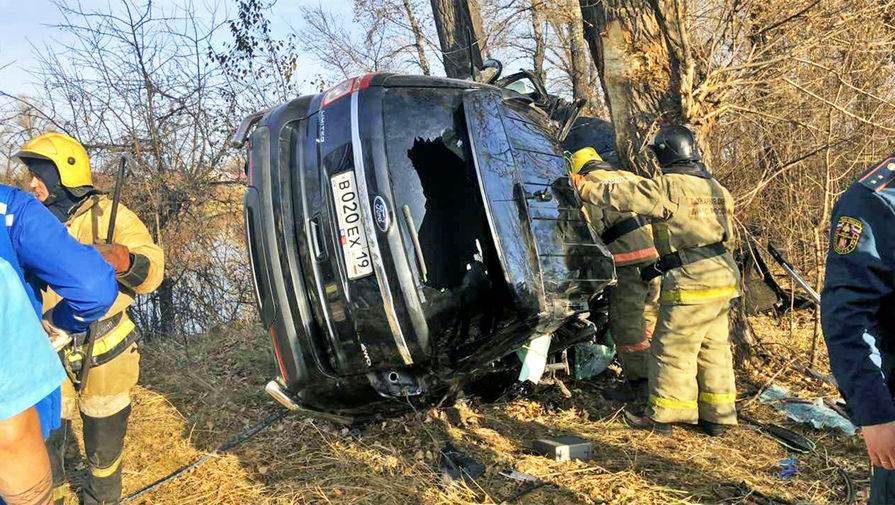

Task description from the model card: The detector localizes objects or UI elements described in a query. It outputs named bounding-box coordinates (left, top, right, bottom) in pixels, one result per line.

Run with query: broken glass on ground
left=759, top=384, right=857, bottom=436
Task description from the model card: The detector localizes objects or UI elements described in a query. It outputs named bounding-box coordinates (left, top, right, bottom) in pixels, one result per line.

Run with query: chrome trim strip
left=303, top=177, right=339, bottom=356
left=265, top=380, right=354, bottom=425
left=350, top=92, right=414, bottom=365
left=266, top=380, right=301, bottom=410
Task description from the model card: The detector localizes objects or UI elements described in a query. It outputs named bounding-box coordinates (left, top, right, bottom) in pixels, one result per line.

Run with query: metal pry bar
left=766, top=243, right=821, bottom=304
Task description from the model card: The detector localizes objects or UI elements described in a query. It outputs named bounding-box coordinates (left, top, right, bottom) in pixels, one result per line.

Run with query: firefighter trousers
left=48, top=344, right=139, bottom=505
left=609, top=265, right=660, bottom=382
left=646, top=302, right=737, bottom=425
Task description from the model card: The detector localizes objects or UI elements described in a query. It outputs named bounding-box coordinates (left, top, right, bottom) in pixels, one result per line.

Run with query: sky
left=0, top=0, right=345, bottom=96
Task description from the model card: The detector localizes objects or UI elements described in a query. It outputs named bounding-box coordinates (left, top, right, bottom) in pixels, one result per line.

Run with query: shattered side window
left=382, top=88, right=488, bottom=291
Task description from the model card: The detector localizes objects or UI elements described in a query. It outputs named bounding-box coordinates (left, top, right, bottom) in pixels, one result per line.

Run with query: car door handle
left=309, top=217, right=326, bottom=261
left=531, top=188, right=553, bottom=202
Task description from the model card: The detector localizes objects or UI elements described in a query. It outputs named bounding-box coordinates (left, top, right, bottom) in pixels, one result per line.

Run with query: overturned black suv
left=235, top=71, right=615, bottom=422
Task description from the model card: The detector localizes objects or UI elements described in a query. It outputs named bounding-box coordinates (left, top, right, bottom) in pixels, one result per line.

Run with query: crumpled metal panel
left=463, top=90, right=614, bottom=329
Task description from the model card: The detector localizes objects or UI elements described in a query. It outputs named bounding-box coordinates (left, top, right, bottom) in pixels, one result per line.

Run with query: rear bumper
left=243, top=124, right=346, bottom=407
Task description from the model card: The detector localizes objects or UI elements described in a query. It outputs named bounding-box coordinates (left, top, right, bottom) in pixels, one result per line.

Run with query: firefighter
left=570, top=125, right=740, bottom=436
left=16, top=132, right=165, bottom=505
left=821, top=153, right=895, bottom=504
left=569, top=148, right=660, bottom=403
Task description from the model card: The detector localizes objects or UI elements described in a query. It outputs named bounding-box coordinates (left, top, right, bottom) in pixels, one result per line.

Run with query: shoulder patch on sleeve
left=833, top=216, right=863, bottom=255
left=859, top=157, right=895, bottom=193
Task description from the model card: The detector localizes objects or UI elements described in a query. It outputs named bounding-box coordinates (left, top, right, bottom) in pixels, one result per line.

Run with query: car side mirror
left=480, top=59, right=503, bottom=84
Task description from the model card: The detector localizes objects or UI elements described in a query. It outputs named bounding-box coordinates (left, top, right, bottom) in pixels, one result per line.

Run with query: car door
left=462, top=89, right=615, bottom=327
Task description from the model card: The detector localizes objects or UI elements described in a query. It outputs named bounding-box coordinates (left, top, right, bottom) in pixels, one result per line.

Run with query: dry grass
left=56, top=315, right=867, bottom=505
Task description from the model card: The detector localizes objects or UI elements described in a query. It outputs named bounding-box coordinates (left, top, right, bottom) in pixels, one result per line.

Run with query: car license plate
left=331, top=171, right=374, bottom=280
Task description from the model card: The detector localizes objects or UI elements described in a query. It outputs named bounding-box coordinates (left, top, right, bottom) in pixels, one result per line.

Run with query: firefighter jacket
left=821, top=155, right=895, bottom=427
left=579, top=164, right=659, bottom=267
left=43, top=194, right=164, bottom=359
left=574, top=163, right=740, bottom=305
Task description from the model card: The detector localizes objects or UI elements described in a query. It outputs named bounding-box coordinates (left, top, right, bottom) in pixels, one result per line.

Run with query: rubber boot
left=623, top=410, right=673, bottom=436
left=82, top=405, right=131, bottom=505
left=698, top=419, right=729, bottom=437
left=632, top=379, right=649, bottom=403
left=46, top=419, right=71, bottom=505
left=602, top=379, right=648, bottom=403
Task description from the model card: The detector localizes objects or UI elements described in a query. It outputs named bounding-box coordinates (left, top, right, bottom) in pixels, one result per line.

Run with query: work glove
left=569, top=172, right=587, bottom=195
left=42, top=316, right=73, bottom=351
left=95, top=243, right=131, bottom=273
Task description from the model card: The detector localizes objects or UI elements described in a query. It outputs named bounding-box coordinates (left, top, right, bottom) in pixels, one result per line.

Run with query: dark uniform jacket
left=822, top=155, right=895, bottom=427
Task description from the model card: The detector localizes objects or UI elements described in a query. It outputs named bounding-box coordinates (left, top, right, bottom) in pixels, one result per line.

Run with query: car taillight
left=321, top=78, right=356, bottom=107
left=356, top=73, right=377, bottom=90
left=321, top=73, right=379, bottom=107
left=245, top=138, right=255, bottom=187
left=270, top=322, right=289, bottom=382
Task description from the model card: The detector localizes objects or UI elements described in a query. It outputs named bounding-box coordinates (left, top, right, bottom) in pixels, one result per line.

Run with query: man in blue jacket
left=0, top=184, right=117, bottom=505
left=822, top=154, right=895, bottom=504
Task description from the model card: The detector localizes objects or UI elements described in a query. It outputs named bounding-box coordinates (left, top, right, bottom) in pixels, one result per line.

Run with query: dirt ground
left=56, top=310, right=867, bottom=505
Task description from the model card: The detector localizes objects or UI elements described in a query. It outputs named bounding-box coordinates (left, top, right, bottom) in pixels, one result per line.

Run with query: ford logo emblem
left=373, top=196, right=390, bottom=232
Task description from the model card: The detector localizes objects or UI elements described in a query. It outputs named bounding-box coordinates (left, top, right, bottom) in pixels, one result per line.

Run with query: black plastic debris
left=739, top=412, right=816, bottom=454
left=440, top=444, right=485, bottom=483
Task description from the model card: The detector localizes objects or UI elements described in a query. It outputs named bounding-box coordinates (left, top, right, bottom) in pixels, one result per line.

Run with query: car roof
left=371, top=73, right=481, bottom=90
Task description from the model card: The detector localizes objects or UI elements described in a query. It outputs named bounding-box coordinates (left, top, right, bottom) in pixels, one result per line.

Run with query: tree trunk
left=429, top=0, right=485, bottom=78
left=402, top=0, right=432, bottom=75
left=566, top=3, right=590, bottom=103
left=530, top=0, right=546, bottom=84
left=578, top=0, right=686, bottom=174
left=729, top=297, right=764, bottom=368
left=158, top=277, right=176, bottom=337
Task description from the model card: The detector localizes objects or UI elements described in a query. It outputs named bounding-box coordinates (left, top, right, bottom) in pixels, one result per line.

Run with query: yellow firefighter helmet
left=16, top=132, right=93, bottom=189
left=569, top=147, right=603, bottom=175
